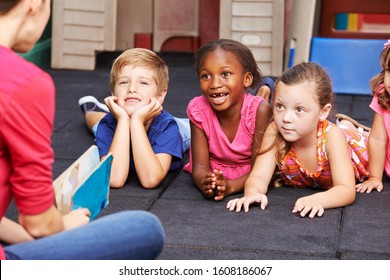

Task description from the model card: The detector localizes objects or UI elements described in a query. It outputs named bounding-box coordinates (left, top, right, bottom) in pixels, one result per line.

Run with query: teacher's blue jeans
left=4, top=211, right=165, bottom=260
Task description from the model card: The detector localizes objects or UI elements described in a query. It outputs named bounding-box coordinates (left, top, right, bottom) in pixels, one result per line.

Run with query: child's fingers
left=292, top=200, right=306, bottom=215
left=293, top=202, right=324, bottom=218
left=356, top=181, right=383, bottom=193
left=227, top=198, right=243, bottom=212
left=257, top=195, right=268, bottom=211
left=243, top=195, right=266, bottom=212
left=317, top=208, right=324, bottom=218
left=213, top=169, right=225, bottom=180
left=203, top=187, right=214, bottom=197
left=308, top=207, right=323, bottom=219
left=292, top=200, right=301, bottom=213
left=356, top=181, right=372, bottom=193
left=201, top=176, right=213, bottom=186
left=226, top=199, right=236, bottom=210
left=355, top=183, right=367, bottom=193
left=104, top=96, right=117, bottom=107
left=227, top=195, right=267, bottom=212
left=368, top=182, right=383, bottom=193
left=298, top=206, right=311, bottom=218
left=216, top=185, right=226, bottom=193
left=150, top=97, right=162, bottom=111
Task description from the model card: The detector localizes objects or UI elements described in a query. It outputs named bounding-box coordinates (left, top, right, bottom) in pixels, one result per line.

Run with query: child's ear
left=244, top=72, right=253, bottom=88
left=28, top=0, right=41, bottom=15
left=320, top=103, right=332, bottom=121
left=157, top=88, right=168, bottom=104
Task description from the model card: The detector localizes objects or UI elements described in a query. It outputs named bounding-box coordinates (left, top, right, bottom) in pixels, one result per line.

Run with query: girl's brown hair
left=370, top=45, right=390, bottom=110
left=259, top=62, right=333, bottom=185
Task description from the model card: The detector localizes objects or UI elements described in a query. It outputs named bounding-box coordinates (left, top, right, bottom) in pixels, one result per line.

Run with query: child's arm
left=131, top=97, right=171, bottom=189
left=214, top=101, right=272, bottom=200
left=191, top=123, right=257, bottom=200
left=212, top=170, right=249, bottom=201
left=292, top=126, right=356, bottom=218
left=18, top=206, right=90, bottom=238
left=0, top=217, right=33, bottom=244
left=251, top=100, right=273, bottom=164
left=226, top=122, right=278, bottom=212
left=356, top=113, right=386, bottom=193
left=104, top=96, right=131, bottom=188
left=190, top=121, right=216, bottom=198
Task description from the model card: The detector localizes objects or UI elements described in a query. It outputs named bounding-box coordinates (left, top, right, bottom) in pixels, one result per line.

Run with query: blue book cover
left=53, top=145, right=112, bottom=220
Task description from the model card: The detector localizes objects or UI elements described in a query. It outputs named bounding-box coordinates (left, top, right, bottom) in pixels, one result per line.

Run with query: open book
left=53, top=145, right=112, bottom=220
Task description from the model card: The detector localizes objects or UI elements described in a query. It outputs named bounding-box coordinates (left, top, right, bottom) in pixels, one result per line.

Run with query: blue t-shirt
left=96, top=111, right=184, bottom=173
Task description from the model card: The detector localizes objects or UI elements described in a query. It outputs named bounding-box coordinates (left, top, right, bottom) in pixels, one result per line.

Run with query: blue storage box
left=310, top=38, right=386, bottom=95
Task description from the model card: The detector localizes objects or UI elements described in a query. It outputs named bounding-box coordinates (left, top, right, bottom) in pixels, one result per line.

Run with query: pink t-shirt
left=0, top=46, right=55, bottom=259
left=183, top=94, right=264, bottom=180
left=369, top=84, right=390, bottom=177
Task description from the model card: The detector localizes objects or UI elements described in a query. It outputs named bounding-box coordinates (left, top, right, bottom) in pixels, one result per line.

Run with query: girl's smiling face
left=198, top=48, right=253, bottom=111
left=273, top=81, right=331, bottom=145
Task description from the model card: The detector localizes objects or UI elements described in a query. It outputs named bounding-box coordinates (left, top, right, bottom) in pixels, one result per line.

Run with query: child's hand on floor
left=292, top=194, right=325, bottom=219
left=356, top=178, right=383, bottom=193
left=226, top=193, right=268, bottom=212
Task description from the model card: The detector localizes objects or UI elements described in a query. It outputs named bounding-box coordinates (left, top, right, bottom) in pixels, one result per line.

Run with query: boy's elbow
left=110, top=177, right=125, bottom=189
left=139, top=177, right=161, bottom=189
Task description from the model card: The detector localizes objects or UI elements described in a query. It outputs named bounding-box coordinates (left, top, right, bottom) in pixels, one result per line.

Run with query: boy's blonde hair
left=109, top=48, right=169, bottom=93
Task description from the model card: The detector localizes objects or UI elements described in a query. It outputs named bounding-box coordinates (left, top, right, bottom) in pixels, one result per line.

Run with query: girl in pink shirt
left=183, top=39, right=272, bottom=201
left=356, top=40, right=390, bottom=193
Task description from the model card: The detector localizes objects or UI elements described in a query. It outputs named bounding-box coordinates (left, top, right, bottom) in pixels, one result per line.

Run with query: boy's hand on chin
left=132, top=97, right=163, bottom=125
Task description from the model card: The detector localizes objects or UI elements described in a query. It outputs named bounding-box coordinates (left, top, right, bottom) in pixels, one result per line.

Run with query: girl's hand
left=226, top=193, right=268, bottom=212
left=212, top=169, right=227, bottom=201
left=200, top=172, right=217, bottom=198
left=292, top=195, right=325, bottom=218
left=62, top=208, right=91, bottom=230
left=132, top=97, right=162, bottom=126
left=356, top=178, right=384, bottom=193
left=104, top=96, right=128, bottom=120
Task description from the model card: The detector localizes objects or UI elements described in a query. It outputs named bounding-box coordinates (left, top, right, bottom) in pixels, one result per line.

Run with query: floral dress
left=279, top=119, right=369, bottom=189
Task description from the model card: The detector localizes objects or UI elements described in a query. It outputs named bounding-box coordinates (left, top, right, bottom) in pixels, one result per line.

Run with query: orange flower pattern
left=280, top=119, right=369, bottom=189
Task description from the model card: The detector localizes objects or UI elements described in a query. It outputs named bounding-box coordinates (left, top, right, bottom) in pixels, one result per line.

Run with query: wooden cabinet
left=51, top=0, right=117, bottom=70
left=219, top=0, right=285, bottom=76
left=51, top=0, right=198, bottom=70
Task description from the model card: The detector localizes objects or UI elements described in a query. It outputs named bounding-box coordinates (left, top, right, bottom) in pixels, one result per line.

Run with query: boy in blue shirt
left=79, top=48, right=186, bottom=189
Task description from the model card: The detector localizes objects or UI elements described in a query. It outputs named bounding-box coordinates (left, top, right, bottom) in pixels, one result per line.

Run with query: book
left=53, top=145, right=112, bottom=220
